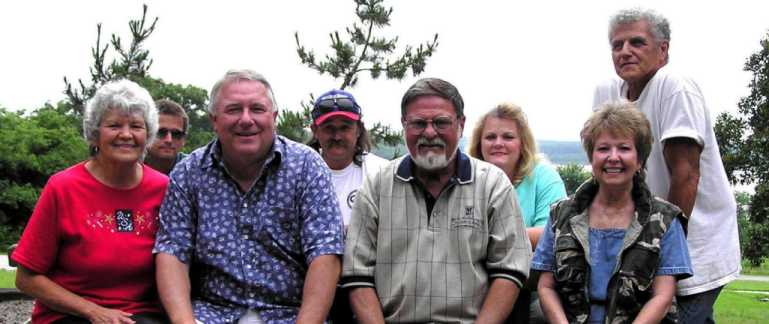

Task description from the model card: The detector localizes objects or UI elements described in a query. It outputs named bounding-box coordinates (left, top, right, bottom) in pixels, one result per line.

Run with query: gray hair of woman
left=82, top=79, right=159, bottom=157
left=580, top=101, right=653, bottom=170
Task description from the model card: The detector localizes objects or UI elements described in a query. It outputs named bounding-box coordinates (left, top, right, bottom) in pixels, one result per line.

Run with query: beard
left=410, top=137, right=456, bottom=171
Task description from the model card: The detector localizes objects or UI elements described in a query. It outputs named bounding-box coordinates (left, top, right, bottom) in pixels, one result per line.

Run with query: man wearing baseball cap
left=309, top=89, right=389, bottom=323
left=309, top=89, right=389, bottom=230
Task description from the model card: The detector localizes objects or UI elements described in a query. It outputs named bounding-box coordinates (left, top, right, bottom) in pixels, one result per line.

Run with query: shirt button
left=246, top=264, right=252, bottom=269
left=243, top=203, right=248, bottom=208
left=242, top=235, right=249, bottom=240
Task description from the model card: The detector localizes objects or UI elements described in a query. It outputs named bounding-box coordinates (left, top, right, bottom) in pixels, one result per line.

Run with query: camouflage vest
left=550, top=176, right=684, bottom=324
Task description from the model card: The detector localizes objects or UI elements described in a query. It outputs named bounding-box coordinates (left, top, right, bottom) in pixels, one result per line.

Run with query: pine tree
left=62, top=5, right=214, bottom=150
left=287, top=0, right=439, bottom=149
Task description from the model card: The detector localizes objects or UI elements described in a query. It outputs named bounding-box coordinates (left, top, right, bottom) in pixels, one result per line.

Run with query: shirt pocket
left=554, top=235, right=587, bottom=284
left=257, top=204, right=303, bottom=262
left=449, top=205, right=488, bottom=261
left=615, top=243, right=661, bottom=310
left=618, top=243, right=660, bottom=289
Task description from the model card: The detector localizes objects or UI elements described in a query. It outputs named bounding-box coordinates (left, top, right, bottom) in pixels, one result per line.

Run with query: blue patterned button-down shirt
left=154, top=135, right=344, bottom=324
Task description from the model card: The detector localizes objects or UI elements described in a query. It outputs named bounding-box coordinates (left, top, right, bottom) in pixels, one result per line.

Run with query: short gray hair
left=83, top=79, right=158, bottom=156
left=401, top=78, right=464, bottom=119
left=609, top=8, right=671, bottom=43
left=208, top=69, right=278, bottom=115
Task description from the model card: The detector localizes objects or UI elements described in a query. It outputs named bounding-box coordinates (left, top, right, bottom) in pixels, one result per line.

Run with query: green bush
left=556, top=163, right=591, bottom=195
left=0, top=107, right=88, bottom=227
left=0, top=225, right=23, bottom=254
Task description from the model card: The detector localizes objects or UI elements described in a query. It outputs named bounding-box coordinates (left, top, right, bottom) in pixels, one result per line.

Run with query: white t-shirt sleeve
left=657, top=88, right=707, bottom=148
left=592, top=78, right=625, bottom=110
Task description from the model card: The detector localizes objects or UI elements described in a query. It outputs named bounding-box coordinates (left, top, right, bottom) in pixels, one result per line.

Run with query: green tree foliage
left=714, top=31, right=769, bottom=266
left=0, top=5, right=219, bottom=244
left=63, top=6, right=157, bottom=117
left=277, top=106, right=313, bottom=144
left=137, top=77, right=212, bottom=151
left=295, top=0, right=438, bottom=89
left=0, top=106, right=88, bottom=228
left=288, top=0, right=440, bottom=150
left=714, top=112, right=747, bottom=184
left=63, top=5, right=214, bottom=150
left=556, top=163, right=591, bottom=196
left=734, top=191, right=769, bottom=265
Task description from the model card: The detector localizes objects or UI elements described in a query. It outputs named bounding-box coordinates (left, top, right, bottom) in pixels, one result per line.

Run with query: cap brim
left=314, top=111, right=360, bottom=126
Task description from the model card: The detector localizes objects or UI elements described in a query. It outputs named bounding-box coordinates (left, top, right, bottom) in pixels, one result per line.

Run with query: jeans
left=677, top=286, right=724, bottom=324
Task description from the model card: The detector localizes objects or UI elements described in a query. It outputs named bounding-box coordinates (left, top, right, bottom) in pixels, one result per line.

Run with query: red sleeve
left=11, top=179, right=61, bottom=274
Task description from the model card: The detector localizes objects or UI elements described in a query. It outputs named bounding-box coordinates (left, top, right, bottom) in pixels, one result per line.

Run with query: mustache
left=416, top=137, right=446, bottom=147
left=326, top=139, right=351, bottom=148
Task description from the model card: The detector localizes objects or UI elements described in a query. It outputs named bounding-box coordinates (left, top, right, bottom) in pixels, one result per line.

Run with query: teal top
left=514, top=162, right=567, bottom=227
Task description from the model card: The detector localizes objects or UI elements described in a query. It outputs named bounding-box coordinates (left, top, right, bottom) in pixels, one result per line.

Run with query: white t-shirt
left=330, top=153, right=390, bottom=226
left=593, top=65, right=741, bottom=296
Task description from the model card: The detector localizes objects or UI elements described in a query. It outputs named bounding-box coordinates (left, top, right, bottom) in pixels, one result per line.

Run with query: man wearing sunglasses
left=145, top=99, right=188, bottom=174
left=341, top=78, right=531, bottom=323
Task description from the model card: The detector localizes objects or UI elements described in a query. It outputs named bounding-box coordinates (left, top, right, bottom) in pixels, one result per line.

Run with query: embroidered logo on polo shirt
left=451, top=206, right=480, bottom=229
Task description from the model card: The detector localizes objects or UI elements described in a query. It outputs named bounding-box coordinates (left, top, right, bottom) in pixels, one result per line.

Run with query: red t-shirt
left=12, top=162, right=169, bottom=324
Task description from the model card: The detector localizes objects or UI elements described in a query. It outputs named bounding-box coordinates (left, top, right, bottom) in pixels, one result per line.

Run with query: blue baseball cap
left=312, top=89, right=362, bottom=126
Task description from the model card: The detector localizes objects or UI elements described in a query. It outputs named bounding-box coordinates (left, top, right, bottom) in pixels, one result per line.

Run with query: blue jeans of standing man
left=677, top=286, right=724, bottom=324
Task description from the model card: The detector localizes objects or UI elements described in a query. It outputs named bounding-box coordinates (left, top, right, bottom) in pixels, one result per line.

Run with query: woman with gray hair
left=12, top=79, right=169, bottom=324
left=532, top=102, right=692, bottom=323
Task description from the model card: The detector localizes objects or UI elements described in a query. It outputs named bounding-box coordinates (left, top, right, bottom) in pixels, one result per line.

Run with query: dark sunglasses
left=311, top=97, right=361, bottom=120
left=157, top=128, right=186, bottom=140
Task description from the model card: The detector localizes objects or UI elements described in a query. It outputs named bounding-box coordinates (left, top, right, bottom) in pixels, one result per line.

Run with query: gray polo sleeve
left=485, top=172, right=531, bottom=288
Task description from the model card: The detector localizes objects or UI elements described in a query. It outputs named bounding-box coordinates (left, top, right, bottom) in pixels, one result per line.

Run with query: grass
left=0, top=269, right=15, bottom=288
left=725, top=280, right=769, bottom=291
left=715, top=280, right=769, bottom=323
left=742, top=258, right=769, bottom=276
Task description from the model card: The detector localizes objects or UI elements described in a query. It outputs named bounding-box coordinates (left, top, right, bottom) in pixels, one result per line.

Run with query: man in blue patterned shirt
left=154, top=69, right=345, bottom=324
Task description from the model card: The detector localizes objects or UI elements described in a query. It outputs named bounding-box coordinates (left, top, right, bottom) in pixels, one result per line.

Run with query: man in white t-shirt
left=592, top=8, right=740, bottom=323
left=309, top=89, right=389, bottom=322
left=309, top=89, right=389, bottom=228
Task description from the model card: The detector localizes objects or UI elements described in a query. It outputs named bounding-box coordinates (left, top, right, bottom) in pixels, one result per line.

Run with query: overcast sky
left=2, top=0, right=768, bottom=141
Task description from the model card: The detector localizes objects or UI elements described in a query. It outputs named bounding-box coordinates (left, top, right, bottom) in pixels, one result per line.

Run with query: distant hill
left=372, top=138, right=587, bottom=166
left=538, top=140, right=587, bottom=165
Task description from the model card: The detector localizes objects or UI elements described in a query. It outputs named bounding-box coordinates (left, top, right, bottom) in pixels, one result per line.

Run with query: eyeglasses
left=311, top=97, right=361, bottom=120
left=157, top=128, right=186, bottom=140
left=403, top=116, right=455, bottom=133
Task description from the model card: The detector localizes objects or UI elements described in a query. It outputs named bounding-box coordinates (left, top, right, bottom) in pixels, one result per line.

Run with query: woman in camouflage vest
left=531, top=102, right=693, bottom=324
